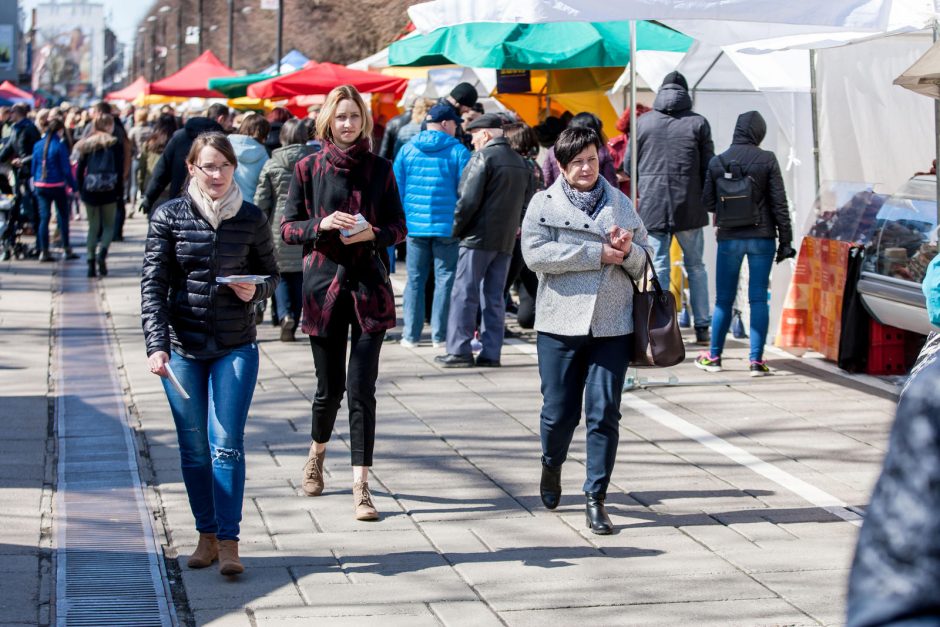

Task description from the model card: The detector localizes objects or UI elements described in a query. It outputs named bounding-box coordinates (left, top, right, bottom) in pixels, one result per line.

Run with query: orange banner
left=776, top=237, right=852, bottom=360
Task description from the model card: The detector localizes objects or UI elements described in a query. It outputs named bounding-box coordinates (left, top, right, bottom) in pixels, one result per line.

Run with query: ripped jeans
left=162, top=343, right=259, bottom=541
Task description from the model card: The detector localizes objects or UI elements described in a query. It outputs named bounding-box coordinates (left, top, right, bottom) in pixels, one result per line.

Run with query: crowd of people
left=1, top=73, right=798, bottom=576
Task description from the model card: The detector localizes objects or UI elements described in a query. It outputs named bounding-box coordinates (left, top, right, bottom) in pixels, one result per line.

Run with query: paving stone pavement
left=4, top=213, right=901, bottom=626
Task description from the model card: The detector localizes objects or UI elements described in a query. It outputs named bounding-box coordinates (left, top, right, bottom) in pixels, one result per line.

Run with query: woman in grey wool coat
left=521, top=126, right=652, bottom=534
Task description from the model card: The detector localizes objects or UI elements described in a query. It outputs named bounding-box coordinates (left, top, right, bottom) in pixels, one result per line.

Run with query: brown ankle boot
left=218, top=540, right=244, bottom=576
left=186, top=533, right=218, bottom=568
left=302, top=443, right=325, bottom=496
left=353, top=481, right=379, bottom=521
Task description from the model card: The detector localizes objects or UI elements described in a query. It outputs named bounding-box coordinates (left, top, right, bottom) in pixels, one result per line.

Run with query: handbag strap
left=627, top=247, right=663, bottom=296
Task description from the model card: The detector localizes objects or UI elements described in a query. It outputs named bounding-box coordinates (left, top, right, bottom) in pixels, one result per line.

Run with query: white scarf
left=188, top=178, right=243, bottom=229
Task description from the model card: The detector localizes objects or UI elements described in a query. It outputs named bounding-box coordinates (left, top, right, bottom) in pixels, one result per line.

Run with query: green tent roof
left=388, top=20, right=692, bottom=70
left=207, top=73, right=277, bottom=98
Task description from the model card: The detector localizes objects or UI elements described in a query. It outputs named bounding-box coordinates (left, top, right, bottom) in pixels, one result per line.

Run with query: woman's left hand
left=228, top=282, right=256, bottom=302
left=340, top=225, right=377, bottom=246
left=609, top=226, right=633, bottom=256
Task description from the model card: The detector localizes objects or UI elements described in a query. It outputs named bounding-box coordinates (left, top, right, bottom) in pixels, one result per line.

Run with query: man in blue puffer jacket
left=393, top=104, right=471, bottom=348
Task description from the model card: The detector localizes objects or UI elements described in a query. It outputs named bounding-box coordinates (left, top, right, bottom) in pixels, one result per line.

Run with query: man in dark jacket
left=0, top=103, right=41, bottom=260
left=378, top=95, right=415, bottom=161
left=139, top=103, right=230, bottom=215
left=435, top=113, right=534, bottom=368
left=630, top=71, right=715, bottom=343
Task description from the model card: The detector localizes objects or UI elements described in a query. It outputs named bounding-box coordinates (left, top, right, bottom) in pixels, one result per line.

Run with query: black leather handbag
left=630, top=250, right=686, bottom=368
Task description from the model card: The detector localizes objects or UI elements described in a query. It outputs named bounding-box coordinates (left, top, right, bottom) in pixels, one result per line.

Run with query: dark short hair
left=504, top=122, right=538, bottom=158
left=206, top=103, right=230, bottom=121
left=554, top=127, right=601, bottom=168
left=569, top=112, right=605, bottom=142
left=186, top=131, right=238, bottom=168
left=11, top=103, right=30, bottom=117
left=279, top=117, right=311, bottom=146
left=237, top=112, right=271, bottom=142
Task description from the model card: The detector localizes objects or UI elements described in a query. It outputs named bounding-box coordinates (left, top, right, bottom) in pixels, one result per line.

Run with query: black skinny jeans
left=308, top=290, right=385, bottom=467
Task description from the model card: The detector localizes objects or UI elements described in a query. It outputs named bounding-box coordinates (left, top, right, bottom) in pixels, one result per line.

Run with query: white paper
left=164, top=362, right=190, bottom=400
left=216, top=275, right=270, bottom=285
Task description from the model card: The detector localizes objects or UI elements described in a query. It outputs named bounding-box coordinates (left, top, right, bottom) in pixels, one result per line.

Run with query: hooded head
left=732, top=111, right=767, bottom=146
left=661, top=71, right=688, bottom=90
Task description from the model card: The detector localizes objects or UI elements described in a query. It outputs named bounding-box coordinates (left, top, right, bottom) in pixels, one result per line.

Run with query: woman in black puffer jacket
left=140, top=132, right=278, bottom=578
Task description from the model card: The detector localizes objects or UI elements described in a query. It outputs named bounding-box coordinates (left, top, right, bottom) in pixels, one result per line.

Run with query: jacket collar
left=541, top=177, right=618, bottom=237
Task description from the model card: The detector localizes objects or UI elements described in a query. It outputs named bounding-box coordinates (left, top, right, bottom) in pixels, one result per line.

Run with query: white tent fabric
left=408, top=0, right=895, bottom=34
left=816, top=31, right=936, bottom=192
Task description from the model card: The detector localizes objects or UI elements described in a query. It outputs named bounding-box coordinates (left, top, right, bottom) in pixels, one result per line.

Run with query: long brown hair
left=41, top=117, right=65, bottom=181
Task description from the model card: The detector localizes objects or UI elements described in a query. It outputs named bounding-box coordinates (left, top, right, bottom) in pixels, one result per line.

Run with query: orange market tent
left=150, top=51, right=235, bottom=98
left=105, top=76, right=150, bottom=101
left=247, top=62, right=407, bottom=100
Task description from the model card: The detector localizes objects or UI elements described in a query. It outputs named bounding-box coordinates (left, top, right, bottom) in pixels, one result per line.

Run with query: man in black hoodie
left=138, top=103, right=231, bottom=215
left=628, top=71, right=715, bottom=343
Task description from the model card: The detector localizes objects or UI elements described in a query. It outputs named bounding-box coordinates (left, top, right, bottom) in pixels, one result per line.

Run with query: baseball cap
left=426, top=104, right=461, bottom=124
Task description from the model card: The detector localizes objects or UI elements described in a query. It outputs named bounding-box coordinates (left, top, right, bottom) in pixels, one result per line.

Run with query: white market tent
left=406, top=0, right=939, bottom=340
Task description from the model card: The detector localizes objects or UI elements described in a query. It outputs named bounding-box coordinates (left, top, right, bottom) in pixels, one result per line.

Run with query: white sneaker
left=400, top=338, right=418, bottom=348
left=432, top=341, right=445, bottom=349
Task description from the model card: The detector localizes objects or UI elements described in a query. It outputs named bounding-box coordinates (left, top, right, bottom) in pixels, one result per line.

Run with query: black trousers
left=308, top=291, right=385, bottom=466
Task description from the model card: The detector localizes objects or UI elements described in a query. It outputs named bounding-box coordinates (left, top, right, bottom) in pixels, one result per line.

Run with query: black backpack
left=83, top=147, right=118, bottom=193
left=714, top=155, right=759, bottom=228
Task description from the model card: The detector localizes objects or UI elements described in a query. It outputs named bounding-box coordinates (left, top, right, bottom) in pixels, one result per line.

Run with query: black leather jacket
left=141, top=195, right=279, bottom=358
left=0, top=118, right=41, bottom=177
left=453, top=137, right=534, bottom=255
left=702, top=111, right=793, bottom=245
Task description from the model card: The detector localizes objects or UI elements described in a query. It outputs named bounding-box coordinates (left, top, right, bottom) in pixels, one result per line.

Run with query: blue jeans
left=275, top=271, right=303, bottom=323
left=161, top=343, right=259, bottom=541
left=36, top=187, right=70, bottom=252
left=648, top=229, right=711, bottom=328
left=403, top=236, right=459, bottom=344
left=537, top=332, right=633, bottom=495
left=446, top=247, right=511, bottom=361
left=711, top=238, right=775, bottom=362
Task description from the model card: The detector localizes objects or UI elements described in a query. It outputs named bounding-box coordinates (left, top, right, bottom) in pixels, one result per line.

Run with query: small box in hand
left=340, top=213, right=370, bottom=238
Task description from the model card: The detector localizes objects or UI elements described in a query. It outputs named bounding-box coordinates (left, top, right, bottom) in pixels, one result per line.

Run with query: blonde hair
left=315, top=84, right=373, bottom=147
left=410, top=98, right=434, bottom=124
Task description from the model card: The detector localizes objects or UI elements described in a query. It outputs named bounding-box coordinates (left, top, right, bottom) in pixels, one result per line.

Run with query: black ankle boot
left=97, top=249, right=108, bottom=276
left=87, top=257, right=97, bottom=278
left=585, top=492, right=613, bottom=535
left=540, top=463, right=562, bottom=510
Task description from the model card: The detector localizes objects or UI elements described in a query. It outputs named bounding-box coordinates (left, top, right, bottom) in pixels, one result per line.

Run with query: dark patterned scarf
left=561, top=177, right=606, bottom=219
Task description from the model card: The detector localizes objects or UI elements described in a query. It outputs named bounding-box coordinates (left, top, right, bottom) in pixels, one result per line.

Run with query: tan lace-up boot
left=353, top=481, right=379, bottom=521
left=218, top=540, right=244, bottom=576
left=302, top=443, right=326, bottom=496
left=186, top=533, right=219, bottom=568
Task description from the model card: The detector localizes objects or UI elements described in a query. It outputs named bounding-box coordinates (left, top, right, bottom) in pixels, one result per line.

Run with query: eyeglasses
left=194, top=163, right=233, bottom=176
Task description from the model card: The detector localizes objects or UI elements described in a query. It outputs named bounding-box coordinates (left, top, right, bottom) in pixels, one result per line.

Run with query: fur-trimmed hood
left=73, top=132, right=117, bottom=157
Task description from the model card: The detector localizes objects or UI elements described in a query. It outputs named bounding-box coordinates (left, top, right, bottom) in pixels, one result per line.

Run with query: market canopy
left=387, top=20, right=692, bottom=69
left=259, top=50, right=311, bottom=75
left=0, top=81, right=33, bottom=102
left=894, top=39, right=940, bottom=99
left=150, top=50, right=235, bottom=98
left=208, top=73, right=275, bottom=98
left=407, top=0, right=894, bottom=33
left=405, top=0, right=933, bottom=52
left=105, top=76, right=150, bottom=101
left=247, top=62, right=408, bottom=99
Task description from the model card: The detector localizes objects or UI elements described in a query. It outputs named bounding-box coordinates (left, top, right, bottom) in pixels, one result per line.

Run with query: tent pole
left=934, top=19, right=940, bottom=228
left=629, top=20, right=638, bottom=202
left=810, top=49, right=822, bottom=194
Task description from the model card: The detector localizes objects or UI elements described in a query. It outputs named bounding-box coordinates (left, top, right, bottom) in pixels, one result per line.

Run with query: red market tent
left=150, top=50, right=235, bottom=98
left=247, top=62, right=407, bottom=99
left=0, top=81, right=33, bottom=102
left=105, top=76, right=150, bottom=101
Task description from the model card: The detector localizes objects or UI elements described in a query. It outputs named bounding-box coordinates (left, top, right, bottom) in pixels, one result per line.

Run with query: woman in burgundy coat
left=281, top=85, right=406, bottom=521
